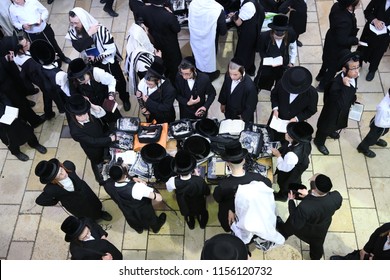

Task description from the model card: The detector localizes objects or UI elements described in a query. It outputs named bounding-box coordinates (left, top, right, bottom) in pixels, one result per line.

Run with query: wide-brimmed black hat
left=220, top=141, right=248, bottom=162
left=171, top=150, right=197, bottom=175
left=201, top=234, right=248, bottom=260
left=0, top=32, right=20, bottom=55
left=65, top=94, right=91, bottom=115
left=35, top=158, right=61, bottom=184
left=281, top=66, right=313, bottom=94
left=195, top=118, right=219, bottom=138
left=154, top=155, right=176, bottom=182
left=288, top=183, right=307, bottom=200
left=268, top=14, right=289, bottom=31
left=145, top=57, right=165, bottom=80
left=338, top=49, right=361, bottom=70
left=30, top=39, right=56, bottom=65
left=67, top=58, right=92, bottom=81
left=140, top=143, right=166, bottom=164
left=286, top=122, right=314, bottom=143
left=61, top=216, right=86, bottom=242
left=337, top=0, right=358, bottom=8
left=183, top=135, right=211, bottom=160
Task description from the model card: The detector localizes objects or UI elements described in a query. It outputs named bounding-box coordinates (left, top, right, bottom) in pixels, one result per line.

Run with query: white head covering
left=55, top=71, right=70, bottom=97
left=65, top=7, right=98, bottom=40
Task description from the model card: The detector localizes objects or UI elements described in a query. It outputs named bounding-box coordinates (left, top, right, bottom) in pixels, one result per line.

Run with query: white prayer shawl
left=65, top=7, right=117, bottom=64
left=125, top=23, right=155, bottom=94
left=188, top=0, right=223, bottom=73
left=232, top=181, right=285, bottom=245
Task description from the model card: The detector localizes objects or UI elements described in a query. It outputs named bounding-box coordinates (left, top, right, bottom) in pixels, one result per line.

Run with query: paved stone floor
left=1, top=0, right=389, bottom=260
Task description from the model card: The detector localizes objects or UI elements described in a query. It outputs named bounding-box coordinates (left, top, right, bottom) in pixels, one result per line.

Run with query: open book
left=219, top=119, right=245, bottom=135
left=263, top=56, right=283, bottom=67
left=370, top=24, right=388, bottom=35
left=348, top=103, right=364, bottom=122
left=269, top=115, right=289, bottom=133
left=0, top=106, right=19, bottom=125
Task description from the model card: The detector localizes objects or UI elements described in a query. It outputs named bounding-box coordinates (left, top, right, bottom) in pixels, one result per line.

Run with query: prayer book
left=370, top=24, right=387, bottom=35
left=269, top=115, right=289, bottom=133
left=0, top=106, right=19, bottom=125
left=85, top=46, right=100, bottom=57
left=349, top=103, right=364, bottom=122
left=263, top=56, right=283, bottom=67
left=219, top=119, right=245, bottom=136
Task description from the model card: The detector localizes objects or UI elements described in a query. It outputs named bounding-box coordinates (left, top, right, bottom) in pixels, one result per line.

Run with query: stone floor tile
left=0, top=205, right=19, bottom=258
left=39, top=115, right=65, bottom=148
left=0, top=160, right=32, bottom=204
left=297, top=46, right=325, bottom=64
left=329, top=199, right=354, bottom=232
left=371, top=178, right=390, bottom=224
left=264, top=243, right=302, bottom=260
left=312, top=155, right=347, bottom=197
left=149, top=210, right=185, bottom=236
left=324, top=232, right=358, bottom=259
left=183, top=226, right=205, bottom=260
left=349, top=189, right=375, bottom=208
left=123, top=223, right=148, bottom=250
left=351, top=208, right=379, bottom=249
left=356, top=92, right=385, bottom=111
left=204, top=226, right=226, bottom=241
left=146, top=235, right=184, bottom=260
left=367, top=149, right=390, bottom=177
left=307, top=11, right=318, bottom=23
left=340, top=129, right=371, bottom=189
left=49, top=13, right=70, bottom=36
left=316, top=1, right=333, bottom=38
left=7, top=242, right=34, bottom=260
left=300, top=23, right=322, bottom=46
left=0, top=149, right=8, bottom=172
left=32, top=207, right=69, bottom=260
left=20, top=191, right=43, bottom=214
left=13, top=215, right=40, bottom=241
left=56, top=138, right=87, bottom=175
left=359, top=111, right=376, bottom=139
left=122, top=250, right=146, bottom=260
left=51, top=0, right=75, bottom=14
left=358, top=68, right=385, bottom=93
left=99, top=200, right=125, bottom=251
left=75, top=0, right=91, bottom=10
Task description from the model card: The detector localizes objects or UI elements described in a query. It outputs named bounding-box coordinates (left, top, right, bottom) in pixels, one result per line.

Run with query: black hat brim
left=140, top=143, right=167, bottom=164
left=64, top=218, right=86, bottom=242
left=171, top=154, right=197, bottom=175
left=201, top=234, right=248, bottom=260
left=183, top=136, right=211, bottom=160
left=195, top=119, right=219, bottom=138
left=281, top=66, right=313, bottom=94
left=30, top=39, right=56, bottom=65
left=40, top=158, right=60, bottom=184
left=65, top=97, right=91, bottom=115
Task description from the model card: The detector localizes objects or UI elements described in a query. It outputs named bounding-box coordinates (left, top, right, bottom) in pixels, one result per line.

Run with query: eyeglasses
left=349, top=66, right=360, bottom=71
left=179, top=71, right=193, bottom=77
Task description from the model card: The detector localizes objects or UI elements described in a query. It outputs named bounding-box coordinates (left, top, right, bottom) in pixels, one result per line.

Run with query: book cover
left=219, top=119, right=245, bottom=135
left=269, top=115, right=289, bottom=133
left=349, top=103, right=364, bottom=122
left=263, top=56, right=283, bottom=67
left=85, top=47, right=100, bottom=57
left=102, top=98, right=118, bottom=113
left=0, top=106, right=19, bottom=125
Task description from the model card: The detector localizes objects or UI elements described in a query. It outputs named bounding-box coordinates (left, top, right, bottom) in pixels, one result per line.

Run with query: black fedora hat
left=140, top=143, right=167, bottom=164
left=183, top=135, right=211, bottom=160
left=286, top=122, right=314, bottom=143
left=65, top=94, right=91, bottom=115
left=30, top=39, right=56, bottom=65
left=67, top=58, right=92, bottom=81
left=288, top=183, right=307, bottom=200
left=195, top=118, right=219, bottom=138
left=201, top=233, right=248, bottom=260
left=145, top=57, right=165, bottom=80
left=281, top=66, right=313, bottom=94
left=220, top=140, right=248, bottom=162
left=61, top=216, right=86, bottom=242
left=154, top=155, right=176, bottom=182
left=171, top=150, right=197, bottom=175
left=338, top=49, right=361, bottom=70
left=337, top=0, right=358, bottom=8
left=35, top=158, right=61, bottom=184
left=268, top=14, right=289, bottom=31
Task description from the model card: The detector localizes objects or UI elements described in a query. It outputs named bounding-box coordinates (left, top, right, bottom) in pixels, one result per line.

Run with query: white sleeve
left=289, top=41, right=298, bottom=65
left=276, top=151, right=299, bottom=172
left=165, top=177, right=176, bottom=192
left=132, top=182, right=154, bottom=200
left=93, top=67, right=117, bottom=92
left=239, top=2, right=256, bottom=21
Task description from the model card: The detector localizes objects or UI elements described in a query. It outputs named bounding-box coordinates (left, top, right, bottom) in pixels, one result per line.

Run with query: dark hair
left=178, top=60, right=197, bottom=78
left=344, top=54, right=360, bottom=70
left=69, top=11, right=76, bottom=18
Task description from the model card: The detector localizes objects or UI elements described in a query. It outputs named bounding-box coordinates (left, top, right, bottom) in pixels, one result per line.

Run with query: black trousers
left=97, top=60, right=129, bottom=103
left=314, top=129, right=332, bottom=146
left=358, top=118, right=389, bottom=152
left=26, top=24, right=66, bottom=59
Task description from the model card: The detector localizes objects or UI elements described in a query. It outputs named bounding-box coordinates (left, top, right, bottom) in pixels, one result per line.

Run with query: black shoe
left=315, top=73, right=324, bottom=82
left=152, top=213, right=167, bottom=233
left=47, top=0, right=54, bottom=4
left=101, top=211, right=113, bottom=221
left=329, top=131, right=340, bottom=139
left=14, top=152, right=29, bottom=161
left=376, top=139, right=387, bottom=147
left=366, top=71, right=375, bottom=81
left=330, top=255, right=346, bottom=260
left=316, top=85, right=324, bottom=92
left=32, top=144, right=47, bottom=154
left=208, top=70, right=220, bottom=82
left=185, top=216, right=195, bottom=230
left=44, top=112, right=56, bottom=120
left=28, top=100, right=36, bottom=107
left=246, top=66, right=256, bottom=77
left=62, top=56, right=72, bottom=64
left=123, top=100, right=131, bottom=111
left=296, top=40, right=303, bottom=47
left=103, top=7, right=119, bottom=17
left=32, top=115, right=46, bottom=129
left=357, top=148, right=376, bottom=158
left=274, top=192, right=288, bottom=202
left=198, top=212, right=209, bottom=229
left=316, top=144, right=329, bottom=155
